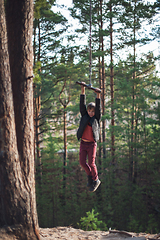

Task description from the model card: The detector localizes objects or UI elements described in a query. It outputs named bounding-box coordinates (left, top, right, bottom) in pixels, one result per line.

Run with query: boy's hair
left=87, top=102, right=95, bottom=110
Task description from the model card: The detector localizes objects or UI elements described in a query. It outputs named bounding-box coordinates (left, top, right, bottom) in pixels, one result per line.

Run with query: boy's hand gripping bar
left=76, top=81, right=101, bottom=93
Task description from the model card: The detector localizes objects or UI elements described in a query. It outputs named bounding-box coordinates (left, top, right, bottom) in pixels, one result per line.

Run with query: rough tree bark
left=0, top=0, right=40, bottom=239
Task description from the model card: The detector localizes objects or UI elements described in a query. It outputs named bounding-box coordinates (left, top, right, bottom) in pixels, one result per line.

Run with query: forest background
left=33, top=0, right=160, bottom=234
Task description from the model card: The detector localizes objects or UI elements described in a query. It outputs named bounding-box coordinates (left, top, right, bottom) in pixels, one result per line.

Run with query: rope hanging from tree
left=76, top=0, right=101, bottom=93
left=89, top=0, right=92, bottom=87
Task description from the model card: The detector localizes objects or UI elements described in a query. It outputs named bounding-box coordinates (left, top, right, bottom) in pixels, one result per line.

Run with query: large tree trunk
left=6, top=0, right=34, bottom=164
left=0, top=0, right=39, bottom=239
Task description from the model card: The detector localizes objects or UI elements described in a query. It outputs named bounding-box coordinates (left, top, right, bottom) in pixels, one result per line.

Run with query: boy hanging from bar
left=77, top=82, right=101, bottom=192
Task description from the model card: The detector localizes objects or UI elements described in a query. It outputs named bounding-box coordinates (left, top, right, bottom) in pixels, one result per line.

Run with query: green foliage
left=147, top=214, right=159, bottom=234
left=34, top=0, right=55, bottom=19
left=78, top=209, right=108, bottom=231
left=128, top=215, right=140, bottom=233
left=33, top=61, right=41, bottom=83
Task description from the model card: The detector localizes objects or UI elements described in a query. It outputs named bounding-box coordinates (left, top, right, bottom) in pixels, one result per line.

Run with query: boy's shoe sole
left=89, top=179, right=101, bottom=192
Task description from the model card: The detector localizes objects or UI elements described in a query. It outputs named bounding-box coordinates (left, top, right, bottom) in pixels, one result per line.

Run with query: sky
left=52, top=0, right=73, bottom=23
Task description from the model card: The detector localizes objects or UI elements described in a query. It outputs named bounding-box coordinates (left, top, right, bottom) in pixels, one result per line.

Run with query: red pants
left=79, top=140, right=98, bottom=181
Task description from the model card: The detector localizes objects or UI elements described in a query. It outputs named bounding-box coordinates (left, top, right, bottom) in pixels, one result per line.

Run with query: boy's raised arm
left=94, top=88, right=101, bottom=99
left=81, top=82, right=85, bottom=95
left=80, top=82, right=87, bottom=116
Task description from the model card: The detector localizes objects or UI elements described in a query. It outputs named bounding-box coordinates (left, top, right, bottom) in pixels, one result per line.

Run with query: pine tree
left=33, top=0, right=68, bottom=174
left=0, top=0, right=39, bottom=238
left=116, top=0, right=156, bottom=183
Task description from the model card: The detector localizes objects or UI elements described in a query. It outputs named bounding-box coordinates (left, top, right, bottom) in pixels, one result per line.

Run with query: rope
left=89, top=0, right=92, bottom=87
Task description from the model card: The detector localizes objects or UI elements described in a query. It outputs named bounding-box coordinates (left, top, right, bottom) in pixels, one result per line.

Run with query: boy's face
left=87, top=107, right=95, bottom=118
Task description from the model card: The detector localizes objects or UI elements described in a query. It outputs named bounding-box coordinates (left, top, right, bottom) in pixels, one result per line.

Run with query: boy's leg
left=87, top=142, right=98, bottom=181
left=87, top=142, right=101, bottom=192
left=79, top=141, right=92, bottom=176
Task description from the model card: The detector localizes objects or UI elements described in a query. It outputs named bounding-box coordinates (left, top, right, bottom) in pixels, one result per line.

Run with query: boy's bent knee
left=89, top=163, right=97, bottom=170
left=80, top=161, right=87, bottom=168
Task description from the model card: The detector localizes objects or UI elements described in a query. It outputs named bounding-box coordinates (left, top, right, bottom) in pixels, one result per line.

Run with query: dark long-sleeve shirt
left=77, top=94, right=101, bottom=142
